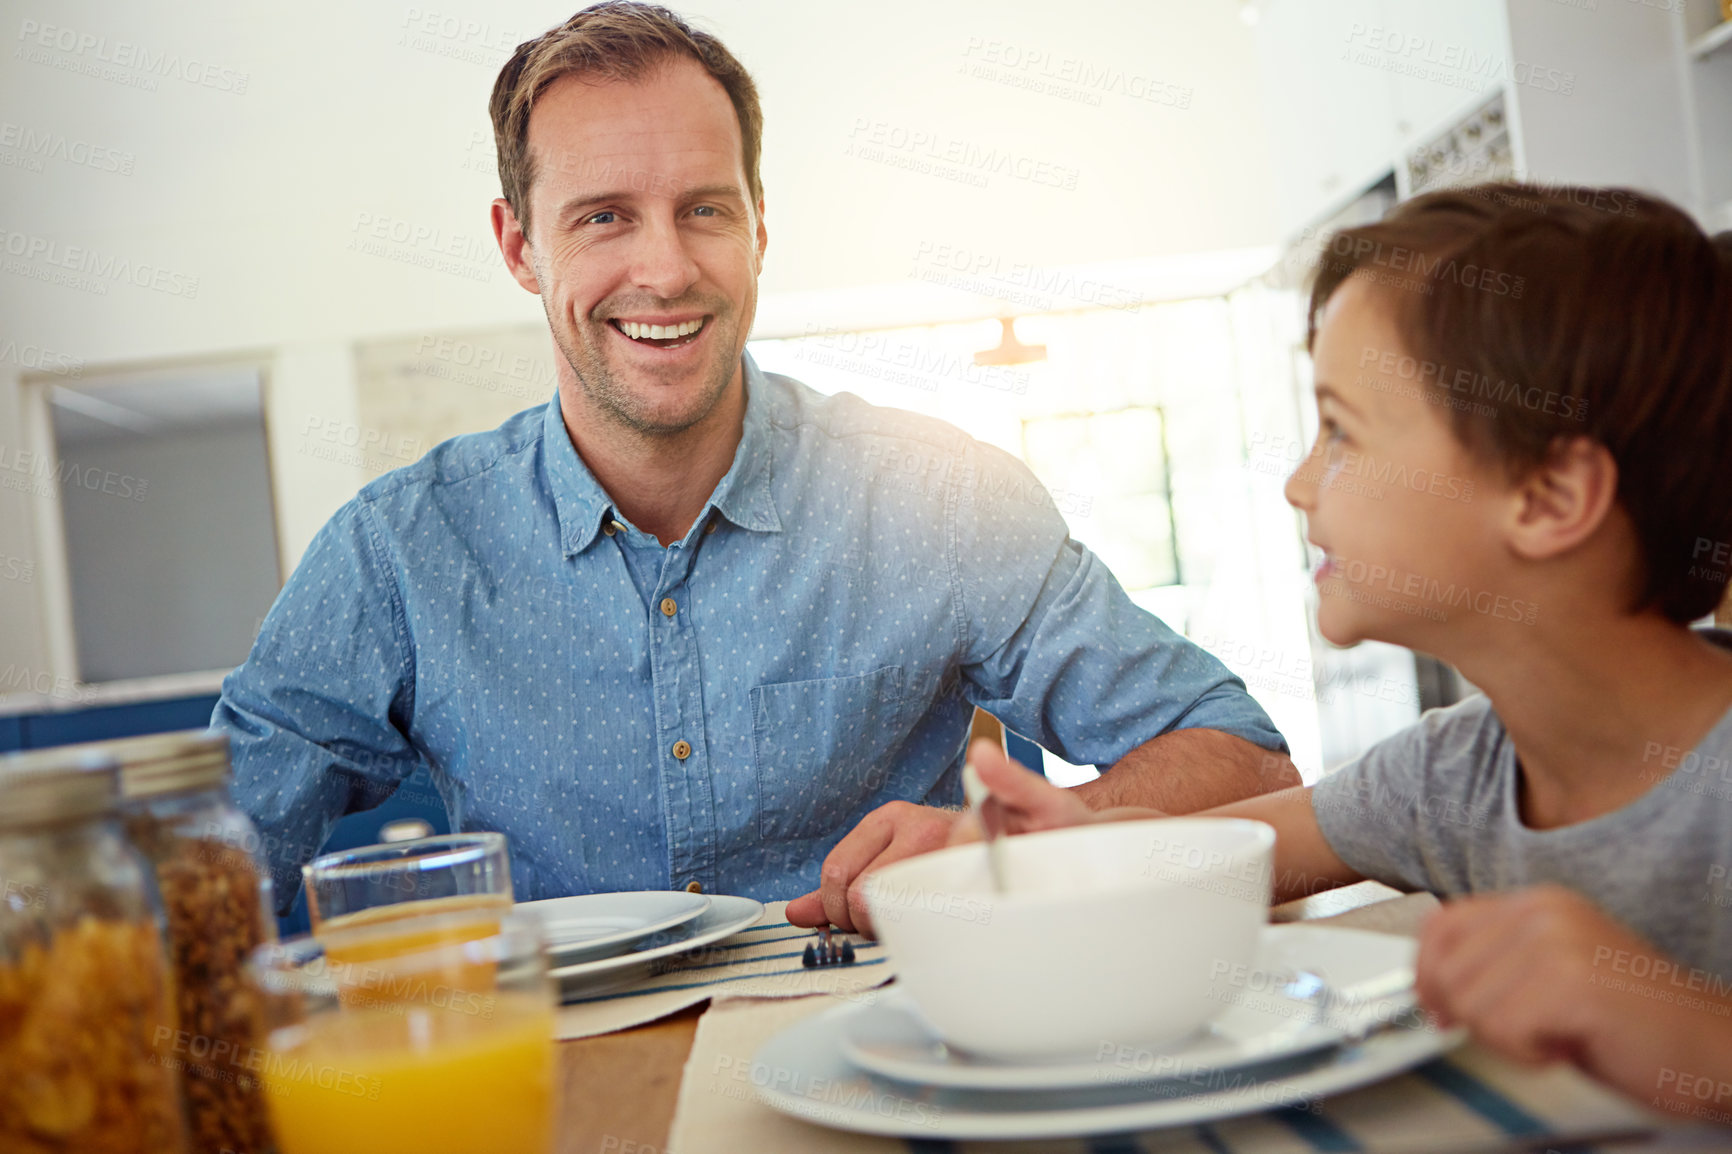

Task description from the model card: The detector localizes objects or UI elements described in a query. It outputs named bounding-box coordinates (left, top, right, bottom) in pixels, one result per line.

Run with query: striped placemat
left=554, top=901, right=895, bottom=1040
left=666, top=993, right=1664, bottom=1154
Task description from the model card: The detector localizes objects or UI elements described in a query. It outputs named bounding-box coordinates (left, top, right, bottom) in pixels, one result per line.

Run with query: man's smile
left=606, top=314, right=710, bottom=350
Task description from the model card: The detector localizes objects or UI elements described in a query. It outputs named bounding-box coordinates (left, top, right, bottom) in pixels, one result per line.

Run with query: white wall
left=0, top=0, right=1280, bottom=678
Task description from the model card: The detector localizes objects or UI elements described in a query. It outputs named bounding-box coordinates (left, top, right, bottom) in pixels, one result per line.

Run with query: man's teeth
left=617, top=318, right=704, bottom=341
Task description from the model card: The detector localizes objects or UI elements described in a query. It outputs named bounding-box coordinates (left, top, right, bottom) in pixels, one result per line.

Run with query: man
left=216, top=1, right=1298, bottom=935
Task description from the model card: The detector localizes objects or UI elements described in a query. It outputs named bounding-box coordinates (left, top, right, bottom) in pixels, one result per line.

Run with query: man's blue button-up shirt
left=217, top=353, right=1285, bottom=909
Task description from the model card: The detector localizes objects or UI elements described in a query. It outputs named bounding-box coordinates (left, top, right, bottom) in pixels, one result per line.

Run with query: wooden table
left=552, top=882, right=1406, bottom=1154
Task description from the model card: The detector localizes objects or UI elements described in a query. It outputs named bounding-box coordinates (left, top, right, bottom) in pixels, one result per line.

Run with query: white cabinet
left=1257, top=0, right=1397, bottom=237
left=1255, top=0, right=1706, bottom=237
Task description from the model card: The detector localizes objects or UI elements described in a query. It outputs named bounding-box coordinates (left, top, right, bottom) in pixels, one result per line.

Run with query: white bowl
left=863, top=818, right=1274, bottom=1059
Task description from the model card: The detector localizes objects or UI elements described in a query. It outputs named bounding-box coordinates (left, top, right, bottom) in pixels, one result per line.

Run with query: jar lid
left=0, top=747, right=122, bottom=828
left=106, top=729, right=232, bottom=798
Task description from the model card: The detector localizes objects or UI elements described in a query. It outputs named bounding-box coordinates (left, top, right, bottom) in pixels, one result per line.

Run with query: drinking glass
left=248, top=908, right=555, bottom=1154
left=303, top=831, right=513, bottom=934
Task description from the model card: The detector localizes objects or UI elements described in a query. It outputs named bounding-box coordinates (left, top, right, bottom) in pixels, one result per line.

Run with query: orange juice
left=261, top=990, right=554, bottom=1154
left=318, top=892, right=512, bottom=959
left=319, top=894, right=513, bottom=1006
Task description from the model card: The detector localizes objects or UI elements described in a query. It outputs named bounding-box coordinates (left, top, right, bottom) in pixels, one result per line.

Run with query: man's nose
left=627, top=217, right=700, bottom=300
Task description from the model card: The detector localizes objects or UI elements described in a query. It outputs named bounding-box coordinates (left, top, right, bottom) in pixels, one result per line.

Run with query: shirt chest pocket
left=751, top=665, right=915, bottom=842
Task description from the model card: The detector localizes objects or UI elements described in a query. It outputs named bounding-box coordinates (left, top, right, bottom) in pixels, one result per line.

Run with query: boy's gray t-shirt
left=1311, top=640, right=1732, bottom=982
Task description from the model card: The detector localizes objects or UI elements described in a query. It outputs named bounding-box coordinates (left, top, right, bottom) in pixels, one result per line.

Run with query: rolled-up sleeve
left=212, top=497, right=422, bottom=913
left=952, top=439, right=1286, bottom=767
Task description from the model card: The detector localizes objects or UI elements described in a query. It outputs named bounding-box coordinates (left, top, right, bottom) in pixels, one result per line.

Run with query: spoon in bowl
left=962, top=761, right=1009, bottom=894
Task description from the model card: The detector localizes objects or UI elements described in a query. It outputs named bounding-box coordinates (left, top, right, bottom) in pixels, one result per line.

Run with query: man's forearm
left=1071, top=728, right=1299, bottom=814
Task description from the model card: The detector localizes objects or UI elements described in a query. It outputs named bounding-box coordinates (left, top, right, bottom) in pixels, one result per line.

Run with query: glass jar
left=115, top=730, right=278, bottom=1154
left=0, top=746, right=189, bottom=1153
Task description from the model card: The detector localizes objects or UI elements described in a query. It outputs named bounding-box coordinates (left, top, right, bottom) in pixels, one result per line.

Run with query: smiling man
left=216, top=1, right=1297, bottom=934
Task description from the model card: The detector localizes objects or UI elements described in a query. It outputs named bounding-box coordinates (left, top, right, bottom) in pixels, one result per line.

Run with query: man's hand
left=1418, top=885, right=1732, bottom=1117
left=786, top=801, right=960, bottom=936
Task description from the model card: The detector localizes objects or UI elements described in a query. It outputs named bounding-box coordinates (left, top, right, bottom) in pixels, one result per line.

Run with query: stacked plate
left=752, top=924, right=1466, bottom=1139
left=518, top=891, right=766, bottom=1000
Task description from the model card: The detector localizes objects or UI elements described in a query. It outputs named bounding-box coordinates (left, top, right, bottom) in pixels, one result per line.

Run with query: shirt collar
left=543, top=350, right=782, bottom=558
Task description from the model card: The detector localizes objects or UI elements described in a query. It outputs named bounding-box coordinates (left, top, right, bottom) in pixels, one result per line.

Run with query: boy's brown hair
left=489, top=2, right=764, bottom=237
left=1310, top=184, right=1732, bottom=624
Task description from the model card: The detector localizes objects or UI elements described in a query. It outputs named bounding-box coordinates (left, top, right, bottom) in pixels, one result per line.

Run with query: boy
left=948, top=184, right=1732, bottom=1119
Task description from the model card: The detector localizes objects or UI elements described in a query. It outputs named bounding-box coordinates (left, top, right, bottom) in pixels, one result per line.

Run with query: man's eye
left=691, top=205, right=717, bottom=217
left=586, top=211, right=617, bottom=225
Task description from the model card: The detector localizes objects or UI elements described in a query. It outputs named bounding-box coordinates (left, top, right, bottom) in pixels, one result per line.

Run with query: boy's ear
left=1506, top=436, right=1618, bottom=561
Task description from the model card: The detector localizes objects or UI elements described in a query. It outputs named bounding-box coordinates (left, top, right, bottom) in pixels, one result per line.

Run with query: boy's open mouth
left=609, top=317, right=707, bottom=349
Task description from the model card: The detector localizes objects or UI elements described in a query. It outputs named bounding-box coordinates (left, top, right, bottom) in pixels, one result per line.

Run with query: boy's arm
left=952, top=741, right=1364, bottom=905
left=1205, top=787, right=1365, bottom=904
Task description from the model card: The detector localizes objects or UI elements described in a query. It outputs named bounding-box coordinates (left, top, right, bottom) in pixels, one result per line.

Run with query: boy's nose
left=1284, top=450, right=1317, bottom=511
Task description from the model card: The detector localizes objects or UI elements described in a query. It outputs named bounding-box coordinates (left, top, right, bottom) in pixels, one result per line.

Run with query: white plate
left=752, top=925, right=1462, bottom=1140
left=841, top=924, right=1416, bottom=1091
left=521, top=891, right=711, bottom=962
left=549, top=893, right=766, bottom=994
left=754, top=999, right=1463, bottom=1140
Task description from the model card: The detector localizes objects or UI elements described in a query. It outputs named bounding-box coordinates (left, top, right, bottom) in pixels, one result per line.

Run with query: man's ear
left=754, top=195, right=768, bottom=266
left=491, top=198, right=541, bottom=294
left=1507, top=436, right=1619, bottom=561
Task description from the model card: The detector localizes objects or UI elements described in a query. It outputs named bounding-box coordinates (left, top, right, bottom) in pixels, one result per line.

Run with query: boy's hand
left=947, top=738, right=1121, bottom=847
left=1417, top=885, right=1732, bottom=1117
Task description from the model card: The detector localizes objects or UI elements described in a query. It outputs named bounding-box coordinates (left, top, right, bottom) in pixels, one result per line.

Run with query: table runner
left=665, top=895, right=1672, bottom=1152
left=554, top=901, right=896, bottom=1040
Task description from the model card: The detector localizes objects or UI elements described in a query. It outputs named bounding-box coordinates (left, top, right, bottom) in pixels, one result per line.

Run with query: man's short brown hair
left=1309, top=184, right=1732, bottom=624
left=489, top=2, right=763, bottom=236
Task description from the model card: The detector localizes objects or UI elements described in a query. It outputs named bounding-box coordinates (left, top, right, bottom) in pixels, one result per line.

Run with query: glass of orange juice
left=248, top=908, right=555, bottom=1154
left=304, top=832, right=513, bottom=941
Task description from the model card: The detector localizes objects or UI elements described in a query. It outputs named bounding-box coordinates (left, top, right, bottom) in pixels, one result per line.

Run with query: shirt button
left=684, top=880, right=704, bottom=894
left=660, top=597, right=678, bottom=618
left=672, top=740, right=692, bottom=760
left=601, top=522, right=616, bottom=537
left=704, top=520, right=718, bottom=535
